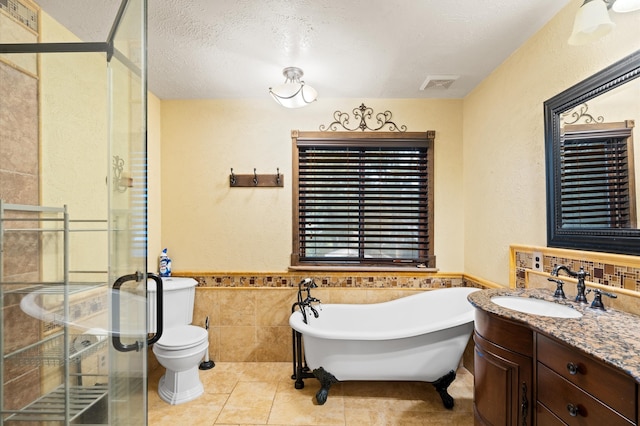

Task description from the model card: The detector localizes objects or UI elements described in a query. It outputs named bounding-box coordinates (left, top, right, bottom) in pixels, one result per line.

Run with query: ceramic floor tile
left=237, top=361, right=293, bottom=382
left=200, top=367, right=243, bottom=394
left=267, top=379, right=346, bottom=425
left=343, top=381, right=445, bottom=413
left=145, top=362, right=474, bottom=425
left=215, top=381, right=277, bottom=424
left=345, top=409, right=473, bottom=426
left=148, top=392, right=228, bottom=426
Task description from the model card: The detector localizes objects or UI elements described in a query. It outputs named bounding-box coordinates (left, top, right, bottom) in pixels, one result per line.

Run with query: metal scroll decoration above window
left=560, top=102, right=605, bottom=125
left=319, top=103, right=407, bottom=132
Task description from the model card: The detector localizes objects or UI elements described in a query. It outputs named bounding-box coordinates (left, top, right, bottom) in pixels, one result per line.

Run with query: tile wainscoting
left=150, top=247, right=639, bottom=369
left=148, top=272, right=484, bottom=369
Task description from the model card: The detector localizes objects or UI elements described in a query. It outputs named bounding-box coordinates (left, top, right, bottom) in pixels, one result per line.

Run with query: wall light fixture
left=569, top=0, right=640, bottom=45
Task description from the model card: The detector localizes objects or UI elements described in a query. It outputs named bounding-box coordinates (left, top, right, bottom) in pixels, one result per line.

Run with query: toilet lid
left=154, top=325, right=208, bottom=350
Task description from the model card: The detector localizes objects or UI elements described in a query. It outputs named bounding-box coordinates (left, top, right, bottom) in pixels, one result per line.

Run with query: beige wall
left=155, top=1, right=640, bottom=281
left=462, top=0, right=640, bottom=286
left=160, top=98, right=464, bottom=273
left=39, top=12, right=109, bottom=277
left=40, top=13, right=108, bottom=214
left=148, top=92, right=162, bottom=272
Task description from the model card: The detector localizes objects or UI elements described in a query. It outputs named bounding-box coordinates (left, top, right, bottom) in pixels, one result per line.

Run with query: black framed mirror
left=545, top=50, right=640, bottom=256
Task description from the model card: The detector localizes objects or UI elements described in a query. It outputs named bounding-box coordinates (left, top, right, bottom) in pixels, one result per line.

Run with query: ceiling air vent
left=420, top=75, right=460, bottom=90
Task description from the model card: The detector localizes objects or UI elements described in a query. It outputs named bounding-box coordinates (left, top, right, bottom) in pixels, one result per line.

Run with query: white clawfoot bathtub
left=289, top=286, right=479, bottom=407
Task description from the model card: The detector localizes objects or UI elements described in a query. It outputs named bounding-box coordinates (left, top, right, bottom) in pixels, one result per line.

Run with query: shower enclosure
left=0, top=0, right=152, bottom=424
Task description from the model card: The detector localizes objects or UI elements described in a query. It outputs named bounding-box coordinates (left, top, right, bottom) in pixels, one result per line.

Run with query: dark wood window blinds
left=292, top=132, right=435, bottom=267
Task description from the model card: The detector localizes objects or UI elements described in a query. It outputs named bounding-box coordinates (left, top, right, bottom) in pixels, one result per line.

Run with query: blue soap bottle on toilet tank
left=159, top=248, right=172, bottom=277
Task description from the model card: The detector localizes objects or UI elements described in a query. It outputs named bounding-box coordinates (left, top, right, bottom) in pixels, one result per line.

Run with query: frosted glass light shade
left=611, top=0, right=640, bottom=12
left=568, top=0, right=615, bottom=45
left=269, top=67, right=318, bottom=108
left=269, top=82, right=318, bottom=108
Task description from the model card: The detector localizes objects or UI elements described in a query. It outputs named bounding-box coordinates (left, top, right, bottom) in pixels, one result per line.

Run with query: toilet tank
left=147, top=277, right=198, bottom=333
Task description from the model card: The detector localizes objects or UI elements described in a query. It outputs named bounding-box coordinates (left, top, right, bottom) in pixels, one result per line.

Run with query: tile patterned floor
left=148, top=362, right=474, bottom=425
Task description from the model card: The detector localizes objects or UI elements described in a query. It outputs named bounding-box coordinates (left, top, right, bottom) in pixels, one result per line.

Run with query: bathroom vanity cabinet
left=473, top=310, right=533, bottom=426
left=473, top=309, right=639, bottom=426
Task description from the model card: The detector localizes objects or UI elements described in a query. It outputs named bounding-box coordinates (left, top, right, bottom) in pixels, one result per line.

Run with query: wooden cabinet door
left=474, top=333, right=533, bottom=426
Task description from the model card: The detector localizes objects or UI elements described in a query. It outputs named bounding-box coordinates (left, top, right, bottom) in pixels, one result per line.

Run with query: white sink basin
left=491, top=296, right=582, bottom=318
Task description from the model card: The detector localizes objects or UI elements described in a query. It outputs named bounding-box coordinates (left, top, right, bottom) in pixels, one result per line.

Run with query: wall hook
left=228, top=168, right=283, bottom=187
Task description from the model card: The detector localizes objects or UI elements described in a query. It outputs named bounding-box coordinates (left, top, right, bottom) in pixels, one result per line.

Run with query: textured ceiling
left=36, top=0, right=573, bottom=100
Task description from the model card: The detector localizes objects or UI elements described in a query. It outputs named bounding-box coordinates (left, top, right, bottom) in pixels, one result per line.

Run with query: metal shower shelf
left=0, top=281, right=105, bottom=294
left=4, top=332, right=108, bottom=366
left=1, top=201, right=112, bottom=424
left=2, top=384, right=108, bottom=422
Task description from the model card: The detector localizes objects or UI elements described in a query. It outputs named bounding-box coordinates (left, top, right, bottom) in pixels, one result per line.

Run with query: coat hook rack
left=229, top=167, right=284, bottom=188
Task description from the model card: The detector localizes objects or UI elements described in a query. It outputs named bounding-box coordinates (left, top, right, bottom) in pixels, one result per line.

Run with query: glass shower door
left=0, top=0, right=150, bottom=423
left=107, top=0, right=150, bottom=424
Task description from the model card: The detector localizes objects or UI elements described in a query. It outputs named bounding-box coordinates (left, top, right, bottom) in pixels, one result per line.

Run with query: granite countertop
left=468, top=288, right=640, bottom=383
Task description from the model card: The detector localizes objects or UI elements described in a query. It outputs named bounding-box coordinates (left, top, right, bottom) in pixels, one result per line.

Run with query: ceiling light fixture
left=568, top=0, right=640, bottom=45
left=611, top=0, right=640, bottom=12
left=269, top=67, right=317, bottom=108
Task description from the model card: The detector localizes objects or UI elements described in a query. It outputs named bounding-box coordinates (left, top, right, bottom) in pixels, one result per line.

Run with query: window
left=560, top=122, right=636, bottom=228
left=291, top=131, right=435, bottom=267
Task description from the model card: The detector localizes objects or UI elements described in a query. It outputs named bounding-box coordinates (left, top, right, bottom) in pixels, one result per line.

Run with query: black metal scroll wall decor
left=319, top=103, right=407, bottom=132
left=560, top=103, right=605, bottom=125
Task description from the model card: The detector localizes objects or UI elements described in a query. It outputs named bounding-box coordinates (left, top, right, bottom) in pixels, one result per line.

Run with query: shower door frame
left=0, top=0, right=150, bottom=424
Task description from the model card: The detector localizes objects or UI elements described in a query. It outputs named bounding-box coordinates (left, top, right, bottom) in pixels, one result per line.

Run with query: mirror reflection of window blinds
left=560, top=134, right=633, bottom=228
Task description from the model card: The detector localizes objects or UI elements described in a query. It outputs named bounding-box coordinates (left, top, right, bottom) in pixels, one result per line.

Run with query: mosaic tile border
left=513, top=247, right=640, bottom=292
left=179, top=272, right=472, bottom=290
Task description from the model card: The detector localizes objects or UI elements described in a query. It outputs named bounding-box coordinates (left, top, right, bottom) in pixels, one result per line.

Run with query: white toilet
left=147, top=277, right=209, bottom=405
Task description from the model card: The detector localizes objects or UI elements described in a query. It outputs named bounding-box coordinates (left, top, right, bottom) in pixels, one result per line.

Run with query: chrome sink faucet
left=551, top=265, right=589, bottom=304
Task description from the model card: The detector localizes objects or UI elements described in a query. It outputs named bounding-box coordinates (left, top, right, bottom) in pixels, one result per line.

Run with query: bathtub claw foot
left=313, top=367, right=338, bottom=405
left=433, top=370, right=456, bottom=409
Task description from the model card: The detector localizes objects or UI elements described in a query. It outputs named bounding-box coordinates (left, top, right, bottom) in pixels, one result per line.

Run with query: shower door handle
left=112, top=272, right=163, bottom=352
left=146, top=273, right=163, bottom=345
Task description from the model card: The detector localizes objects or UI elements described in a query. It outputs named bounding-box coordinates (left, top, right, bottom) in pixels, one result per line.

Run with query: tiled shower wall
left=0, top=7, right=41, bottom=413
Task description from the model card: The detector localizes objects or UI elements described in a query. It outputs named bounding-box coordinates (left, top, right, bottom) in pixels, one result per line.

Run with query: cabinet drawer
left=537, top=334, right=635, bottom=421
left=538, top=363, right=633, bottom=425
left=536, top=402, right=567, bottom=425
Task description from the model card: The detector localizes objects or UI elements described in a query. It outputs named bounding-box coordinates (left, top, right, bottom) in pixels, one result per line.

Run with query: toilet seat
left=154, top=325, right=207, bottom=351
